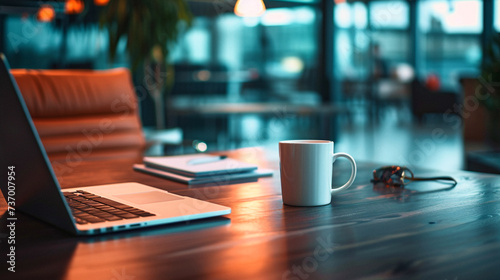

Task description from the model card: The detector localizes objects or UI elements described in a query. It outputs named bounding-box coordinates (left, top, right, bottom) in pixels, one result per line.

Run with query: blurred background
left=1, top=0, right=499, bottom=172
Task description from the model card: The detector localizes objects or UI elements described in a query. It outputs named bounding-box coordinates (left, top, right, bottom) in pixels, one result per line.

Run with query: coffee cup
left=279, top=140, right=357, bottom=206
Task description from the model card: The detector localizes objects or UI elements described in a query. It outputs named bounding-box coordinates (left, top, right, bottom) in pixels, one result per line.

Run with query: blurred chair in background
left=11, top=68, right=146, bottom=155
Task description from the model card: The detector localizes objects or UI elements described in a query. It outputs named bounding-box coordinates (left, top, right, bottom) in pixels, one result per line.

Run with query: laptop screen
left=0, top=54, right=76, bottom=233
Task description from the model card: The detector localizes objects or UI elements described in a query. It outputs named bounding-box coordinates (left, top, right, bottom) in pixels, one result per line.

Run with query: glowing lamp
left=234, top=0, right=266, bottom=17
left=37, top=5, right=55, bottom=22
left=94, top=0, right=110, bottom=6
left=65, top=0, right=84, bottom=14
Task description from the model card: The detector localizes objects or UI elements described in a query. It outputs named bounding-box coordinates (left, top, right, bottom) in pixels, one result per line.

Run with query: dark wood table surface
left=1, top=147, right=500, bottom=279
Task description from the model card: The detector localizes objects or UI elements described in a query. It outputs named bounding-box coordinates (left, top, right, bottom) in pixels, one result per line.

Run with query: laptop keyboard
left=63, top=190, right=156, bottom=224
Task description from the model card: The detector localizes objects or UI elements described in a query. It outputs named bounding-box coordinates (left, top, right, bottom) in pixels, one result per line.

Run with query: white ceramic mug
left=279, top=140, right=357, bottom=206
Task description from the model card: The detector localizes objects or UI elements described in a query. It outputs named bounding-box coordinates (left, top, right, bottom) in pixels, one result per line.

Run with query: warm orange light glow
left=94, top=0, right=110, bottom=6
left=65, top=0, right=84, bottom=14
left=37, top=5, right=55, bottom=22
left=234, top=0, right=266, bottom=17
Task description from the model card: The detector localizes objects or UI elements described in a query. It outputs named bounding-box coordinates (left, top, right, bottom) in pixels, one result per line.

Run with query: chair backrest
left=11, top=68, right=145, bottom=154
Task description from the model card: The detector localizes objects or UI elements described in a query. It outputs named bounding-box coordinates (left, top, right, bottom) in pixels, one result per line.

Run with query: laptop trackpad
left=114, top=191, right=183, bottom=204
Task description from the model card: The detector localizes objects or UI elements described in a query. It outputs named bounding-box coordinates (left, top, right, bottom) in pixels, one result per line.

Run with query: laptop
left=0, top=54, right=231, bottom=235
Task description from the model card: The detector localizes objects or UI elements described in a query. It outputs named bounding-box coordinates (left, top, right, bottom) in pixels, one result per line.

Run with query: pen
left=188, top=155, right=228, bottom=165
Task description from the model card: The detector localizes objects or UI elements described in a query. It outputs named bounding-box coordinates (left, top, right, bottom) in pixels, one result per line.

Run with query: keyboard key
left=108, top=209, right=128, bottom=214
left=104, top=216, right=123, bottom=221
left=85, top=217, right=106, bottom=223
left=75, top=217, right=88, bottom=224
left=81, top=194, right=100, bottom=199
left=129, top=210, right=156, bottom=217
left=138, top=212, right=156, bottom=217
left=76, top=190, right=91, bottom=194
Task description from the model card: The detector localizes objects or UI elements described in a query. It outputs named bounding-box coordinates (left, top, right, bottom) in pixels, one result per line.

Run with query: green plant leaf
left=99, top=0, right=192, bottom=70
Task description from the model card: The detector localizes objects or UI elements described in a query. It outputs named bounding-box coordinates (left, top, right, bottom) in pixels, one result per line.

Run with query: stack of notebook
left=133, top=154, right=273, bottom=185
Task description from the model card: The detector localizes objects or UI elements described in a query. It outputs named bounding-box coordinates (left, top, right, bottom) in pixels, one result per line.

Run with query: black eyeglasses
left=371, top=165, right=457, bottom=187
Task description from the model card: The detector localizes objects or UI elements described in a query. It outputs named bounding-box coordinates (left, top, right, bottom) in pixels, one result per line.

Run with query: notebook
left=0, top=54, right=231, bottom=236
left=143, top=154, right=258, bottom=177
left=133, top=163, right=273, bottom=185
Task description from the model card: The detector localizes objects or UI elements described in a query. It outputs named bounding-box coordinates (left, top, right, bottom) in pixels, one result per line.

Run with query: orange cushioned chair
left=11, top=68, right=146, bottom=154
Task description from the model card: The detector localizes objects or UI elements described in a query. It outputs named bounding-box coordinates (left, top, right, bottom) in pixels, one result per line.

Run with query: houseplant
left=98, top=0, right=192, bottom=129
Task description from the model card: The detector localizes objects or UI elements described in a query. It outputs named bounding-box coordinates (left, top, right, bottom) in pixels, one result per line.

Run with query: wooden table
left=1, top=147, right=500, bottom=279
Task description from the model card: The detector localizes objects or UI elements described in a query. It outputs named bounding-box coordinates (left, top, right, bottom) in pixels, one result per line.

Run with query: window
left=333, top=1, right=410, bottom=84
left=370, top=1, right=409, bottom=29
left=369, top=1, right=410, bottom=68
left=258, top=7, right=318, bottom=81
left=5, top=16, right=62, bottom=68
left=334, top=2, right=370, bottom=80
left=418, top=0, right=482, bottom=90
left=222, top=6, right=320, bottom=97
left=170, top=17, right=211, bottom=64
left=170, top=5, right=320, bottom=101
left=419, top=0, right=482, bottom=33
left=495, top=0, right=500, bottom=31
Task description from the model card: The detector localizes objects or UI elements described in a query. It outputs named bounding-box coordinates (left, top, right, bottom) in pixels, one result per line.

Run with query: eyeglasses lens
left=375, top=167, right=405, bottom=186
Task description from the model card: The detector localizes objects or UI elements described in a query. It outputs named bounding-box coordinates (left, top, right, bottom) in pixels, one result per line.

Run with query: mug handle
left=331, top=153, right=357, bottom=194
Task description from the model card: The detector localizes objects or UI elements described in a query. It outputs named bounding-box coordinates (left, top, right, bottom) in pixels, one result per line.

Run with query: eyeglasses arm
left=404, top=176, right=457, bottom=185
